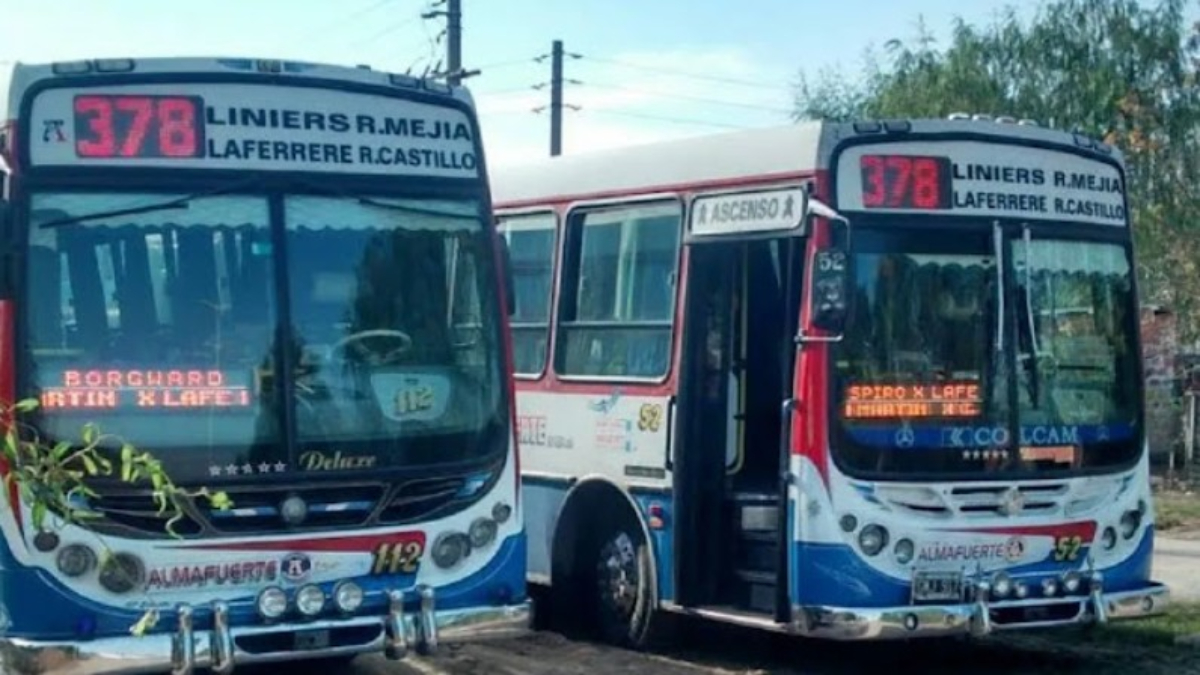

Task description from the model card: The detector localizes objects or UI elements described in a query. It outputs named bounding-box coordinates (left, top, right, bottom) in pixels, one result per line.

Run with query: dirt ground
left=332, top=609, right=1200, bottom=675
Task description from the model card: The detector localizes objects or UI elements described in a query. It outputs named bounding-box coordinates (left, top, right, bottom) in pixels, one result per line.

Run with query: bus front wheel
left=587, top=522, right=658, bottom=648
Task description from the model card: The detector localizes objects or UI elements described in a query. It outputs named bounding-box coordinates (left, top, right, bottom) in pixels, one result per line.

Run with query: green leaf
left=129, top=609, right=159, bottom=637
left=81, top=423, right=98, bottom=446
left=209, top=491, right=234, bottom=511
left=31, top=501, right=46, bottom=530
left=12, top=399, right=39, bottom=413
left=120, top=445, right=134, bottom=482
left=52, top=441, right=72, bottom=460
left=81, top=454, right=99, bottom=476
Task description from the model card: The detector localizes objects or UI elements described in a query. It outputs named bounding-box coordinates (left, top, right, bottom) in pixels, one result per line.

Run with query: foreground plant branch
left=0, top=397, right=234, bottom=634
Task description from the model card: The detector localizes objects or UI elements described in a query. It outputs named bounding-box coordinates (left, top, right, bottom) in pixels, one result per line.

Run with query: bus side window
left=497, top=212, right=557, bottom=376
left=557, top=201, right=681, bottom=379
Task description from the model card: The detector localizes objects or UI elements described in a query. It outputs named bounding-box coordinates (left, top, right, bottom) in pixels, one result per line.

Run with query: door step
left=723, top=491, right=781, bottom=614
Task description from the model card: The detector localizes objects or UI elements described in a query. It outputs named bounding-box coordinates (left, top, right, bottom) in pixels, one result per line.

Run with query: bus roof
left=490, top=123, right=825, bottom=208
left=1, top=56, right=475, bottom=120
left=490, top=118, right=1125, bottom=209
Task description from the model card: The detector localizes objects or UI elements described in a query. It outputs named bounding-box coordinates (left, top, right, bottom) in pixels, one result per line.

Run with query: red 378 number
left=859, top=154, right=951, bottom=210
left=73, top=95, right=204, bottom=159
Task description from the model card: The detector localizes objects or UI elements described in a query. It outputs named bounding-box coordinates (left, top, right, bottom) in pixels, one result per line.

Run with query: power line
left=287, top=0, right=398, bottom=48
left=579, top=54, right=783, bottom=91
left=584, top=108, right=747, bottom=130
left=580, top=81, right=792, bottom=115
left=358, top=15, right=425, bottom=48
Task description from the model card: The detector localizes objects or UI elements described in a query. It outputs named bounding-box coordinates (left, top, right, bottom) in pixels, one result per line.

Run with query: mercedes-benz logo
left=895, top=424, right=915, bottom=448
left=280, top=495, right=309, bottom=526
left=997, top=486, right=1026, bottom=517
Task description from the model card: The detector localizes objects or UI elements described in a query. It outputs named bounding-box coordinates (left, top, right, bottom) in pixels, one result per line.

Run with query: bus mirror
left=499, top=237, right=516, bottom=317
left=807, top=247, right=850, bottom=337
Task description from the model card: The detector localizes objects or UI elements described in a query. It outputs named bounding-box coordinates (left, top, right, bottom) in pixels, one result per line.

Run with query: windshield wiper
left=356, top=196, right=478, bottom=221
left=287, top=176, right=479, bottom=221
left=37, top=196, right=191, bottom=229
left=37, top=176, right=266, bottom=229
left=1021, top=225, right=1043, bottom=408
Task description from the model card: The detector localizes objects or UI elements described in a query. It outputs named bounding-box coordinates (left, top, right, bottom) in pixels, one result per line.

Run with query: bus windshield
left=25, top=190, right=505, bottom=481
left=831, top=223, right=1141, bottom=477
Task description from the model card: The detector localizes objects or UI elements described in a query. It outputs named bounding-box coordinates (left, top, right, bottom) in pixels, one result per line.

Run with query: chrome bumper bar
left=794, top=583, right=1169, bottom=641
left=0, top=587, right=530, bottom=675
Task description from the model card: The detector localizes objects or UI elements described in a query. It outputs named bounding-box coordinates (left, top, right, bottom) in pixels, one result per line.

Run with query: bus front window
left=831, top=225, right=1140, bottom=477
left=284, top=196, right=506, bottom=468
left=26, top=192, right=281, bottom=478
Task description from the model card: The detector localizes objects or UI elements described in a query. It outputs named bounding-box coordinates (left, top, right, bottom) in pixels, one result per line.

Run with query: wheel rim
left=596, top=531, right=639, bottom=624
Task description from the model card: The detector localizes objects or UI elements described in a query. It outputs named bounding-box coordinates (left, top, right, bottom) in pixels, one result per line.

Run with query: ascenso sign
left=834, top=141, right=1127, bottom=227
left=26, top=83, right=479, bottom=178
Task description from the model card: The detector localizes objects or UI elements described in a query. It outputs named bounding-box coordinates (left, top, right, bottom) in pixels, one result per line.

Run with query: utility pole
left=533, top=40, right=578, bottom=156
left=423, top=0, right=478, bottom=85
left=550, top=39, right=564, bottom=156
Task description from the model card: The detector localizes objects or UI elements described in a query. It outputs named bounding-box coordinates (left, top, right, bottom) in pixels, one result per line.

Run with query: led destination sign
left=31, top=83, right=480, bottom=178
left=837, top=140, right=1128, bottom=227
left=842, top=382, right=982, bottom=419
left=39, top=369, right=251, bottom=410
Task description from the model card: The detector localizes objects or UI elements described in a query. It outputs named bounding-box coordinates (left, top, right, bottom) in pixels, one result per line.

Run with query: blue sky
left=0, top=0, right=1178, bottom=167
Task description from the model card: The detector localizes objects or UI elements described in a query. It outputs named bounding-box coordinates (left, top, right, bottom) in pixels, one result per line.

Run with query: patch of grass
left=991, top=604, right=1200, bottom=674
left=1156, top=492, right=1200, bottom=532
left=1083, top=601, right=1200, bottom=647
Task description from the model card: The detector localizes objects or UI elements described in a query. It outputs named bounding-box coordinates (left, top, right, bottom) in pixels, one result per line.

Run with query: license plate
left=912, top=571, right=963, bottom=602
left=294, top=629, right=331, bottom=651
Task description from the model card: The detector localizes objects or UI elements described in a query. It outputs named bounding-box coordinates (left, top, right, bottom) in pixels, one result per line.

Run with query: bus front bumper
left=794, top=582, right=1169, bottom=641
left=0, top=588, right=530, bottom=675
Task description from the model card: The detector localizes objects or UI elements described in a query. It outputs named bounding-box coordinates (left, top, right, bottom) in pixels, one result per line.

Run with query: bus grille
left=79, top=467, right=499, bottom=538
left=873, top=483, right=1070, bottom=518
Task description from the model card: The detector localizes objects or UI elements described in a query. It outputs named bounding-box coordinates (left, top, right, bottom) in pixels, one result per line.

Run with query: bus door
left=673, top=186, right=808, bottom=619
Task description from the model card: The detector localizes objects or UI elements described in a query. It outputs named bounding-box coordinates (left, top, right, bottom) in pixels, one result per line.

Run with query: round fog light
left=1041, top=578, right=1059, bottom=597
left=992, top=572, right=1013, bottom=598
left=333, top=581, right=364, bottom=613
left=1014, top=580, right=1029, bottom=599
left=295, top=584, right=325, bottom=616
left=1062, top=572, right=1082, bottom=594
left=893, top=538, right=915, bottom=565
left=469, top=517, right=498, bottom=548
left=257, top=586, right=288, bottom=620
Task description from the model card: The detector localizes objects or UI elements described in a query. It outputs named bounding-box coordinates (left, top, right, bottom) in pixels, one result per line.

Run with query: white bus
left=0, top=57, right=527, bottom=674
left=493, top=118, right=1167, bottom=646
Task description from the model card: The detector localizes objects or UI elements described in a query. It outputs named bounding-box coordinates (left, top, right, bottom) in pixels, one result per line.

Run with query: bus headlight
left=256, top=586, right=288, bottom=620
left=1101, top=526, right=1117, bottom=550
left=469, top=517, right=498, bottom=548
left=98, top=553, right=144, bottom=595
left=295, top=584, right=325, bottom=617
left=56, top=544, right=96, bottom=577
left=333, top=581, right=364, bottom=613
left=492, top=501, right=513, bottom=524
left=858, top=524, right=888, bottom=557
left=1119, top=509, right=1141, bottom=539
left=431, top=532, right=470, bottom=569
left=893, top=538, right=915, bottom=564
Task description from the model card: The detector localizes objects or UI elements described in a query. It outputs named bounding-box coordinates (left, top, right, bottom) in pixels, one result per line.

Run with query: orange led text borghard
left=40, top=369, right=252, bottom=410
left=843, top=382, right=982, bottom=419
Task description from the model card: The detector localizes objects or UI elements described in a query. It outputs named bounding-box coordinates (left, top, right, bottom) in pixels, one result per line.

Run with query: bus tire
left=584, top=518, right=660, bottom=649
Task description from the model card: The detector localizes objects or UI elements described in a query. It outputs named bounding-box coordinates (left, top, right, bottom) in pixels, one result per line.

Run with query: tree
left=793, top=0, right=1200, bottom=340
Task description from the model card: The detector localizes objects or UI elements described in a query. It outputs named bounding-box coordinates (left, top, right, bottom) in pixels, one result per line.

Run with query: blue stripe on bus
left=0, top=531, right=525, bottom=640
left=793, top=528, right=1155, bottom=607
